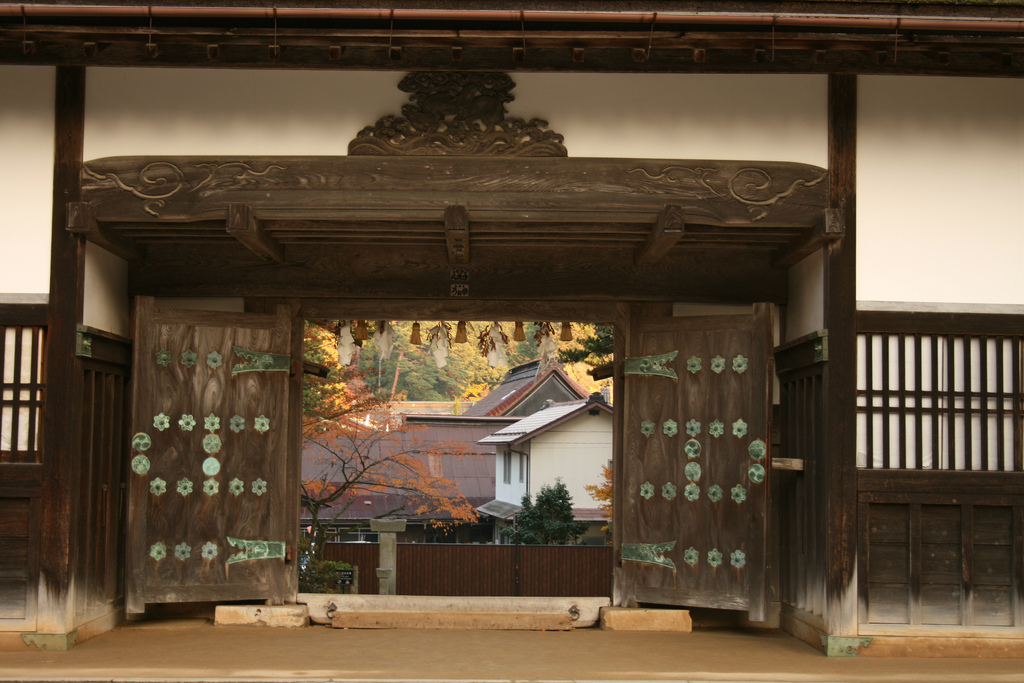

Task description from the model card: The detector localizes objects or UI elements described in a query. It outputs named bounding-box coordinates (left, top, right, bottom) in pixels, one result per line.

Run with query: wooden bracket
left=445, top=204, right=470, bottom=264
left=66, top=201, right=141, bottom=260
left=226, top=204, right=284, bottom=262
left=772, top=208, right=844, bottom=269
left=635, top=204, right=684, bottom=265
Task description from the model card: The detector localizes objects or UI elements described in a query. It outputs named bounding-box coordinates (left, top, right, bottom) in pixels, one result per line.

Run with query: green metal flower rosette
left=707, top=548, right=723, bottom=568
left=731, top=549, right=747, bottom=568
left=732, top=354, right=748, bottom=373
left=707, top=484, right=723, bottom=502
left=709, top=420, right=724, bottom=438
left=662, top=482, right=677, bottom=500
left=639, top=481, right=654, bottom=500
left=731, top=484, right=747, bottom=503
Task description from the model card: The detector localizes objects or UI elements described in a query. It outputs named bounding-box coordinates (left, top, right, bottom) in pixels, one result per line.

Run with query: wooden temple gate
left=67, top=72, right=833, bottom=620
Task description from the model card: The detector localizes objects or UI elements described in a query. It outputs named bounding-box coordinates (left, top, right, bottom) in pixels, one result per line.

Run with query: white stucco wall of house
left=494, top=444, right=530, bottom=507
left=858, top=76, right=1024, bottom=307
left=0, top=66, right=55, bottom=296
left=528, top=410, right=613, bottom=508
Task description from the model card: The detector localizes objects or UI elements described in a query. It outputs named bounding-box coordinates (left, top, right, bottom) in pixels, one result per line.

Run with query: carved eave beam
left=772, top=208, right=845, bottom=269
left=66, top=201, right=141, bottom=260
left=636, top=204, right=684, bottom=266
left=226, top=203, right=284, bottom=263
left=445, top=204, right=470, bottom=264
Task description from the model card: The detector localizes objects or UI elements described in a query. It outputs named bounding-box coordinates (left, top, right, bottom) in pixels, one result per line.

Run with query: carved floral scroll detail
left=626, top=164, right=827, bottom=222
left=348, top=72, right=567, bottom=157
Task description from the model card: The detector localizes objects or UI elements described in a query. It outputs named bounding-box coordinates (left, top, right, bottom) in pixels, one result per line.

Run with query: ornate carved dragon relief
left=348, top=72, right=567, bottom=157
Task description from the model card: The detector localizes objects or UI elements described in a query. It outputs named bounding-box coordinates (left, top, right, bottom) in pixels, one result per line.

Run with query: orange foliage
left=584, top=464, right=613, bottom=537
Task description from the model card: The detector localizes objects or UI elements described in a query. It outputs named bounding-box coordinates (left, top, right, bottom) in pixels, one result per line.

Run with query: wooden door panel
left=619, top=305, right=773, bottom=620
left=126, top=297, right=295, bottom=613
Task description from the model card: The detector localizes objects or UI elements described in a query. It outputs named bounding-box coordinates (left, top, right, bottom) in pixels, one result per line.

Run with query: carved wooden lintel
left=226, top=204, right=284, bottom=262
left=66, top=201, right=141, bottom=260
left=636, top=204, right=684, bottom=266
left=82, top=157, right=827, bottom=228
left=772, top=207, right=845, bottom=269
left=444, top=205, right=470, bottom=264
left=348, top=72, right=567, bottom=157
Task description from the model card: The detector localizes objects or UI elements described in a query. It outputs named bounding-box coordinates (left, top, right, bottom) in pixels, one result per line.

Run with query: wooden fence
left=324, top=543, right=613, bottom=597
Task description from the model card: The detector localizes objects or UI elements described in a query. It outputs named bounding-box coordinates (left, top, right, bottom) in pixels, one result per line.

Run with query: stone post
left=369, top=519, right=406, bottom=595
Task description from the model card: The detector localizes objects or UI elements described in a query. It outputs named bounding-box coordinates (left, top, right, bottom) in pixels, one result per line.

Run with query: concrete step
left=332, top=610, right=572, bottom=631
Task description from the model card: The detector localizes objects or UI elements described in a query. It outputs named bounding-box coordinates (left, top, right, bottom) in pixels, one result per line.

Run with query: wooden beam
left=226, top=203, right=284, bottom=262
left=66, top=201, right=141, bottom=260
left=772, top=208, right=844, bottom=269
left=444, top=204, right=470, bottom=264
left=635, top=204, right=684, bottom=265
left=41, top=65, right=87, bottom=635
left=824, top=72, right=858, bottom=638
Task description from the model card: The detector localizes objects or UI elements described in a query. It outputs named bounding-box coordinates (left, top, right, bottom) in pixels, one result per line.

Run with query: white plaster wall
left=858, top=76, right=1024, bottom=306
left=0, top=67, right=55, bottom=294
left=84, top=68, right=409, bottom=158
left=512, top=74, right=828, bottom=165
left=529, top=411, right=613, bottom=507
left=785, top=249, right=825, bottom=342
left=83, top=70, right=827, bottom=166
left=83, top=243, right=129, bottom=336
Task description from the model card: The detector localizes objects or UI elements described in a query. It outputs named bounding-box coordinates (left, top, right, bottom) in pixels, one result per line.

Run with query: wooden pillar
left=824, top=74, right=859, bottom=636
left=38, top=66, right=87, bottom=638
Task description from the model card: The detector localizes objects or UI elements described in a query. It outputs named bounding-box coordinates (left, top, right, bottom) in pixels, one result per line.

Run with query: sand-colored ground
left=2, top=621, right=1024, bottom=682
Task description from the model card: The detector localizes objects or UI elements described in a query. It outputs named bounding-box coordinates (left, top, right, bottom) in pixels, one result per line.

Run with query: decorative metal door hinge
left=622, top=541, right=676, bottom=570
left=226, top=537, right=287, bottom=564
left=624, top=351, right=678, bottom=379
left=231, top=346, right=291, bottom=374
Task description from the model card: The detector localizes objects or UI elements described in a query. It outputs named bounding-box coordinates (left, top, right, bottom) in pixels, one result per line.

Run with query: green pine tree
left=501, top=479, right=589, bottom=545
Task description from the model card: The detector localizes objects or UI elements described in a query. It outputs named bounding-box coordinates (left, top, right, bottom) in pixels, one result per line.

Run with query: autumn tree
left=301, top=420, right=480, bottom=560
left=584, top=464, right=613, bottom=543
left=302, top=321, right=480, bottom=561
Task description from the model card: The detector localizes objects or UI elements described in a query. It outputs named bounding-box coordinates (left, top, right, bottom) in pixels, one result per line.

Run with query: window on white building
left=503, top=451, right=512, bottom=484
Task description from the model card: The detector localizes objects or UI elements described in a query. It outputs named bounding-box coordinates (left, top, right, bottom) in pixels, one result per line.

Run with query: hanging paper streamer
left=482, top=323, right=509, bottom=368
left=374, top=320, right=396, bottom=361
left=428, top=323, right=451, bottom=368
left=534, top=322, right=557, bottom=363
left=337, top=322, right=356, bottom=365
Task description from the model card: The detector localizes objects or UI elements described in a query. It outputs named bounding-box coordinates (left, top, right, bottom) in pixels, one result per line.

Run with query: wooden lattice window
left=1, top=325, right=45, bottom=464
left=857, top=312, right=1023, bottom=471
